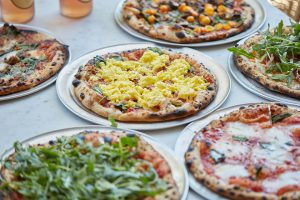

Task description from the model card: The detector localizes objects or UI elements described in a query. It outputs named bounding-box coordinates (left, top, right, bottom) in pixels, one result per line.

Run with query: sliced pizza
left=0, top=131, right=180, bottom=200
left=72, top=47, right=216, bottom=122
left=229, top=21, right=300, bottom=99
left=186, top=103, right=300, bottom=199
left=0, top=23, right=68, bottom=95
left=122, top=0, right=254, bottom=43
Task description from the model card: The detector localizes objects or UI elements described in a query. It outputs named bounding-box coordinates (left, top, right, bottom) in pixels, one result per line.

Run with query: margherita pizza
left=0, top=23, right=68, bottom=95
left=229, top=21, right=300, bottom=99
left=122, top=0, right=254, bottom=43
left=185, top=103, right=300, bottom=199
left=1, top=131, right=180, bottom=200
left=72, top=47, right=216, bottom=122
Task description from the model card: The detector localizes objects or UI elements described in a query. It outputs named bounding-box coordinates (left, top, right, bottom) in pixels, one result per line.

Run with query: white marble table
left=0, top=0, right=291, bottom=199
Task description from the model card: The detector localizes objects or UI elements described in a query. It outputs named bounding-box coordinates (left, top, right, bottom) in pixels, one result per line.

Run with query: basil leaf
left=120, top=136, right=138, bottom=147
left=232, top=135, right=248, bottom=142
left=271, top=113, right=292, bottom=123
left=210, top=149, right=225, bottom=164
left=228, top=47, right=255, bottom=58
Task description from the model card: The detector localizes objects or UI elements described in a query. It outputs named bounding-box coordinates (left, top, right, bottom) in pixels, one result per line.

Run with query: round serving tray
left=114, top=0, right=266, bottom=47
left=0, top=125, right=189, bottom=200
left=228, top=36, right=299, bottom=106
left=0, top=23, right=71, bottom=101
left=174, top=102, right=300, bottom=200
left=56, top=43, right=231, bottom=130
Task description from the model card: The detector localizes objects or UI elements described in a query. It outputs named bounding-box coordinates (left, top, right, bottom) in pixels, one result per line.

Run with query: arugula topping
left=232, top=135, right=248, bottom=142
left=210, top=149, right=225, bottom=164
left=271, top=113, right=292, bottom=123
left=0, top=134, right=167, bottom=199
left=108, top=116, right=118, bottom=127
left=228, top=47, right=255, bottom=58
left=229, top=20, right=300, bottom=85
left=115, top=103, right=128, bottom=112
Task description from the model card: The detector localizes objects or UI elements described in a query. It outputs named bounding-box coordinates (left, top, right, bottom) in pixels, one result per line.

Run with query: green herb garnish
left=210, top=149, right=225, bottom=164
left=229, top=20, right=300, bottom=85
left=271, top=113, right=292, bottom=123
left=108, top=115, right=118, bottom=127
left=232, top=135, right=248, bottom=142
left=0, top=134, right=167, bottom=199
left=148, top=47, right=163, bottom=55
left=228, top=47, right=255, bottom=58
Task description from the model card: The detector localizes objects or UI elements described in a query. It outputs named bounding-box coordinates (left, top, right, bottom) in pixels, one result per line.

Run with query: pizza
left=0, top=130, right=180, bottom=200
left=122, top=0, right=254, bottom=43
left=0, top=23, right=68, bottom=96
left=185, top=103, right=300, bottom=199
left=72, top=47, right=216, bottom=122
left=229, top=21, right=300, bottom=99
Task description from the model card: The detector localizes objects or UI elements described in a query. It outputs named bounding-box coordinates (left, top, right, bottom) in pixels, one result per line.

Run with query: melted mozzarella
left=213, top=139, right=249, bottom=159
left=262, top=126, right=293, bottom=147
left=263, top=171, right=300, bottom=193
left=251, top=144, right=293, bottom=170
left=225, top=122, right=260, bottom=138
left=215, top=164, right=249, bottom=180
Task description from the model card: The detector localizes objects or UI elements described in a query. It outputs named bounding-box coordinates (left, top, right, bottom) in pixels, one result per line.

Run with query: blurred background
left=269, top=0, right=300, bottom=21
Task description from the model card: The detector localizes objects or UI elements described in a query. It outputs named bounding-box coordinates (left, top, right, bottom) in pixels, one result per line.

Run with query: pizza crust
left=73, top=49, right=217, bottom=122
left=122, top=0, right=255, bottom=43
left=234, top=33, right=300, bottom=99
left=185, top=103, right=300, bottom=200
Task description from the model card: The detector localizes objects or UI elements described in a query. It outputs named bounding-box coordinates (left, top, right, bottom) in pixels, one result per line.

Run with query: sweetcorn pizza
left=72, top=47, right=216, bottom=122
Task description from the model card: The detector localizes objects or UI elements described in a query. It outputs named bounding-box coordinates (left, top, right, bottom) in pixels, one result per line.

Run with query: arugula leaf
left=274, top=20, right=284, bottom=36
left=270, top=74, right=288, bottom=81
left=228, top=47, right=255, bottom=58
left=232, top=135, right=248, bottom=142
left=271, top=113, right=292, bottom=123
left=1, top=134, right=167, bottom=199
left=108, top=116, right=118, bottom=127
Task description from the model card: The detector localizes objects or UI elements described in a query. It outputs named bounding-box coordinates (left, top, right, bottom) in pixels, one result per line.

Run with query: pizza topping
left=0, top=132, right=168, bottom=199
left=228, top=21, right=300, bottom=88
left=214, top=164, right=249, bottom=180
left=90, top=48, right=209, bottom=110
left=190, top=104, right=300, bottom=196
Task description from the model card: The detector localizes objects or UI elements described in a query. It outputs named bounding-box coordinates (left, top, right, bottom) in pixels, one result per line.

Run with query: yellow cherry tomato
left=159, top=5, right=169, bottom=13
left=214, top=23, right=223, bottom=30
left=222, top=23, right=231, bottom=30
left=217, top=5, right=227, bottom=13
left=178, top=4, right=187, bottom=12
left=228, top=21, right=237, bottom=27
left=199, top=16, right=211, bottom=25
left=144, top=8, right=156, bottom=15
left=147, top=15, right=156, bottom=24
left=186, top=16, right=195, bottom=23
left=194, top=27, right=202, bottom=34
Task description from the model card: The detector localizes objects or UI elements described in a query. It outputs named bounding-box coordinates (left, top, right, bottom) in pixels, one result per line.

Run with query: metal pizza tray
left=0, top=23, right=71, bottom=101
left=56, top=43, right=231, bottom=130
left=0, top=125, right=189, bottom=200
left=114, top=0, right=266, bottom=47
left=228, top=37, right=300, bottom=106
left=174, top=102, right=300, bottom=200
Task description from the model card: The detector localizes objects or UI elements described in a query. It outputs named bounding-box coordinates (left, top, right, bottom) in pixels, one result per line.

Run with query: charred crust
left=275, top=103, right=287, bottom=107
left=74, top=73, right=81, bottom=79
left=80, top=93, right=85, bottom=99
left=175, top=32, right=186, bottom=38
left=103, top=136, right=112, bottom=144
left=187, top=146, right=194, bottom=152
left=185, top=159, right=193, bottom=168
left=126, top=133, right=136, bottom=137
left=72, top=79, right=81, bottom=87
left=51, top=62, right=57, bottom=66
